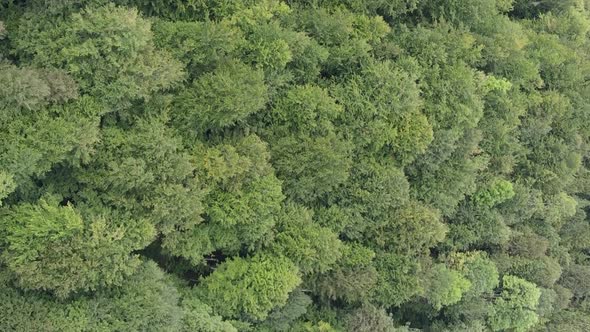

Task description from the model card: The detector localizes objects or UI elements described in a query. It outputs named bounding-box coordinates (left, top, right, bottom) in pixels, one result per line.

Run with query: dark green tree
left=12, top=4, right=184, bottom=109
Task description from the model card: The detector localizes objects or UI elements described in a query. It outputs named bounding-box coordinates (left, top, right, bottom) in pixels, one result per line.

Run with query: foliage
left=166, top=135, right=284, bottom=261
left=153, top=20, right=243, bottom=77
left=11, top=4, right=184, bottom=109
left=180, top=290, right=237, bottom=332
left=506, top=255, right=562, bottom=288
left=373, top=252, right=423, bottom=307
left=258, top=289, right=312, bottom=331
left=197, top=254, right=301, bottom=321
left=307, top=242, right=378, bottom=303
left=473, top=179, right=515, bottom=207
left=270, top=133, right=352, bottom=204
left=0, top=171, right=15, bottom=204
left=271, top=203, right=342, bottom=274
left=0, top=199, right=152, bottom=298
left=488, top=275, right=542, bottom=332
left=447, top=251, right=500, bottom=296
left=1, top=0, right=590, bottom=329
left=424, top=264, right=472, bottom=310
left=0, top=261, right=183, bottom=332
left=331, top=59, right=429, bottom=161
left=559, top=264, right=590, bottom=298
left=0, top=64, right=77, bottom=113
left=344, top=304, right=397, bottom=332
left=173, top=60, right=267, bottom=132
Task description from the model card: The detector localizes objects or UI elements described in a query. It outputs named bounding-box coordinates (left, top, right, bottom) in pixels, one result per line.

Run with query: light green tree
left=424, top=264, right=472, bottom=310
left=271, top=203, right=342, bottom=274
left=488, top=275, right=541, bottom=332
left=0, top=199, right=154, bottom=298
left=197, top=254, right=301, bottom=321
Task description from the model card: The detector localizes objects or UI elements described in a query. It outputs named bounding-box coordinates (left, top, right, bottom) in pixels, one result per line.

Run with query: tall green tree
left=197, top=254, right=301, bottom=321
left=0, top=199, right=153, bottom=298
left=12, top=4, right=184, bottom=109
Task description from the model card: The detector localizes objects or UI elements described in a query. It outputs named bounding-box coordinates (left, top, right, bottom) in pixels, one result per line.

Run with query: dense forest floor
left=1, top=0, right=590, bottom=331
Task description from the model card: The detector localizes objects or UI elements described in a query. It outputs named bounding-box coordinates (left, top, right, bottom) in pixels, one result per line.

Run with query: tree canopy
left=1, top=0, right=590, bottom=330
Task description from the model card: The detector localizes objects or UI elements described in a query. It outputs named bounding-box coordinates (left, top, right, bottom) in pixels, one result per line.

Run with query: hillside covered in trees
left=1, top=0, right=590, bottom=331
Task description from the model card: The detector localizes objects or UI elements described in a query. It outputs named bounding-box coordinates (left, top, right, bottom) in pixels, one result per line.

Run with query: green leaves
left=12, top=4, right=184, bottom=109
left=559, top=265, right=590, bottom=298
left=370, top=201, right=447, bottom=255
left=488, top=275, right=541, bottom=332
left=447, top=251, right=499, bottom=296
left=272, top=204, right=342, bottom=274
left=1, top=0, right=590, bottom=330
left=0, top=171, right=15, bottom=205
left=0, top=260, right=183, bottom=332
left=197, top=254, right=301, bottom=321
left=294, top=7, right=389, bottom=75
left=0, top=64, right=77, bottom=113
left=344, top=304, right=398, bottom=332
left=180, top=291, right=238, bottom=332
left=424, top=264, right=472, bottom=310
left=173, top=61, right=267, bottom=132
left=164, top=135, right=283, bottom=262
left=153, top=20, right=243, bottom=77
left=373, top=252, right=423, bottom=307
left=308, top=242, right=378, bottom=304
left=0, top=199, right=152, bottom=298
left=260, top=84, right=342, bottom=137
left=332, top=60, right=428, bottom=160
left=506, top=256, right=562, bottom=288
left=271, top=133, right=352, bottom=204
left=473, top=179, right=515, bottom=207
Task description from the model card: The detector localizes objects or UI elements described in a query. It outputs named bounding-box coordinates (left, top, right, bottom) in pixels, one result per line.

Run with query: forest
left=1, top=0, right=590, bottom=331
